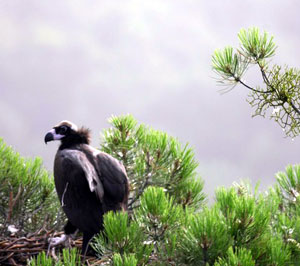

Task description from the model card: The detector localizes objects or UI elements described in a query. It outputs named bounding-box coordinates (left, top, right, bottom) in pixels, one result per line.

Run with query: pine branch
left=212, top=27, right=300, bottom=137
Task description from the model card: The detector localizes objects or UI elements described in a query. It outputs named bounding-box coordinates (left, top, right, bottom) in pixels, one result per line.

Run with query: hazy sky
left=1, top=0, right=300, bottom=198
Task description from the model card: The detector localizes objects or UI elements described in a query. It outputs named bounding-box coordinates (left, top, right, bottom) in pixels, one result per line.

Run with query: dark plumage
left=44, top=120, right=129, bottom=255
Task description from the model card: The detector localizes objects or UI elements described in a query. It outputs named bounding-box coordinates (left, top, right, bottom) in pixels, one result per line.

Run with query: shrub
left=0, top=138, right=64, bottom=235
left=101, top=115, right=206, bottom=210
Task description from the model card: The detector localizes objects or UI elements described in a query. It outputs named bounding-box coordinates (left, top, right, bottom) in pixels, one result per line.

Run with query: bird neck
left=59, top=127, right=91, bottom=150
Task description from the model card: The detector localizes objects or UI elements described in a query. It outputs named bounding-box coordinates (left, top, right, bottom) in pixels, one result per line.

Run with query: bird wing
left=54, top=149, right=104, bottom=234
left=93, top=151, right=129, bottom=206
left=55, top=149, right=104, bottom=201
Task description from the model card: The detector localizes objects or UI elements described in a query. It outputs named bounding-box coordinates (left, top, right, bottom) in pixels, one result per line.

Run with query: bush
left=92, top=178, right=297, bottom=265
left=101, top=115, right=206, bottom=210
left=92, top=210, right=152, bottom=265
left=0, top=138, right=64, bottom=235
left=93, top=186, right=185, bottom=265
left=215, top=182, right=290, bottom=265
left=4, top=115, right=300, bottom=265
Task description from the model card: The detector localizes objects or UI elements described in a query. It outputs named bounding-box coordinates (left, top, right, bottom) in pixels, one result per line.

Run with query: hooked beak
left=44, top=131, right=54, bottom=144
left=44, top=128, right=65, bottom=144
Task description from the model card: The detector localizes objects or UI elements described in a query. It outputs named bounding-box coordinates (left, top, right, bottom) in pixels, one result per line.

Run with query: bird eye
left=60, top=126, right=68, bottom=134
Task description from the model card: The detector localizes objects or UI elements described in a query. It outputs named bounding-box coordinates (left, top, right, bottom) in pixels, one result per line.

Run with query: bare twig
left=0, top=230, right=85, bottom=265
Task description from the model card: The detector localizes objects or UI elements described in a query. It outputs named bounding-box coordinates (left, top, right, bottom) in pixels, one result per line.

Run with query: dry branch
left=0, top=230, right=104, bottom=265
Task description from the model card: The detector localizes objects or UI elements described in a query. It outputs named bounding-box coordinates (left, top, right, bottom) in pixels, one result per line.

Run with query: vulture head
left=44, top=120, right=91, bottom=148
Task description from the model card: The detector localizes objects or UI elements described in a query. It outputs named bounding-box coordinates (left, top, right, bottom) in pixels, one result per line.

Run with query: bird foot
left=48, top=234, right=71, bottom=249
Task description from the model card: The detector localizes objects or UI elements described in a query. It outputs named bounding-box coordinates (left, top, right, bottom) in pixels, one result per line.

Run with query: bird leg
left=82, top=232, right=95, bottom=257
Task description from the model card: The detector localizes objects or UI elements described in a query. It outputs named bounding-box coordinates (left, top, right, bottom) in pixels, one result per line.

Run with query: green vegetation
left=90, top=166, right=300, bottom=265
left=28, top=248, right=81, bottom=266
left=1, top=116, right=299, bottom=265
left=212, top=27, right=300, bottom=138
left=214, top=247, right=255, bottom=266
left=0, top=138, right=64, bottom=235
left=101, top=114, right=205, bottom=210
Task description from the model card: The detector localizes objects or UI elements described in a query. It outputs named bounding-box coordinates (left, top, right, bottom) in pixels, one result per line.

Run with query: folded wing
left=94, top=151, right=129, bottom=209
left=55, top=149, right=104, bottom=202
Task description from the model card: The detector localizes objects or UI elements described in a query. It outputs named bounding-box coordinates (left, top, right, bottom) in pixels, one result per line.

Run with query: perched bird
left=44, top=120, right=129, bottom=255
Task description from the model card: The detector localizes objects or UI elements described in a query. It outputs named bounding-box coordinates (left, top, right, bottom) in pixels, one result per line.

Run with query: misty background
left=1, top=0, right=300, bottom=199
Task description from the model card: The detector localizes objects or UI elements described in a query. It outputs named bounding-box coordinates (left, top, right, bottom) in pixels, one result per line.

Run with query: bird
left=44, top=120, right=129, bottom=255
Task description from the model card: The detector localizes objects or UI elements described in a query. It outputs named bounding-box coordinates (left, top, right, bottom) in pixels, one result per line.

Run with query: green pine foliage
left=215, top=184, right=271, bottom=254
left=92, top=178, right=298, bottom=266
left=276, top=164, right=300, bottom=211
left=3, top=115, right=300, bottom=265
left=112, top=253, right=138, bottom=266
left=28, top=251, right=53, bottom=266
left=28, top=248, right=81, bottom=266
left=101, top=114, right=205, bottom=210
left=135, top=186, right=184, bottom=243
left=178, top=207, right=231, bottom=265
left=135, top=186, right=185, bottom=264
left=212, top=27, right=300, bottom=137
left=0, top=138, right=64, bottom=235
left=92, top=186, right=186, bottom=265
left=92, top=210, right=152, bottom=265
left=59, top=248, right=81, bottom=266
left=273, top=165, right=300, bottom=263
left=214, top=247, right=255, bottom=266
left=238, top=27, right=276, bottom=60
left=215, top=182, right=291, bottom=265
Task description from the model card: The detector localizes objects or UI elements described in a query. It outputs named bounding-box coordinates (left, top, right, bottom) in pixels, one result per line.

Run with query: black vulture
left=44, top=120, right=129, bottom=255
